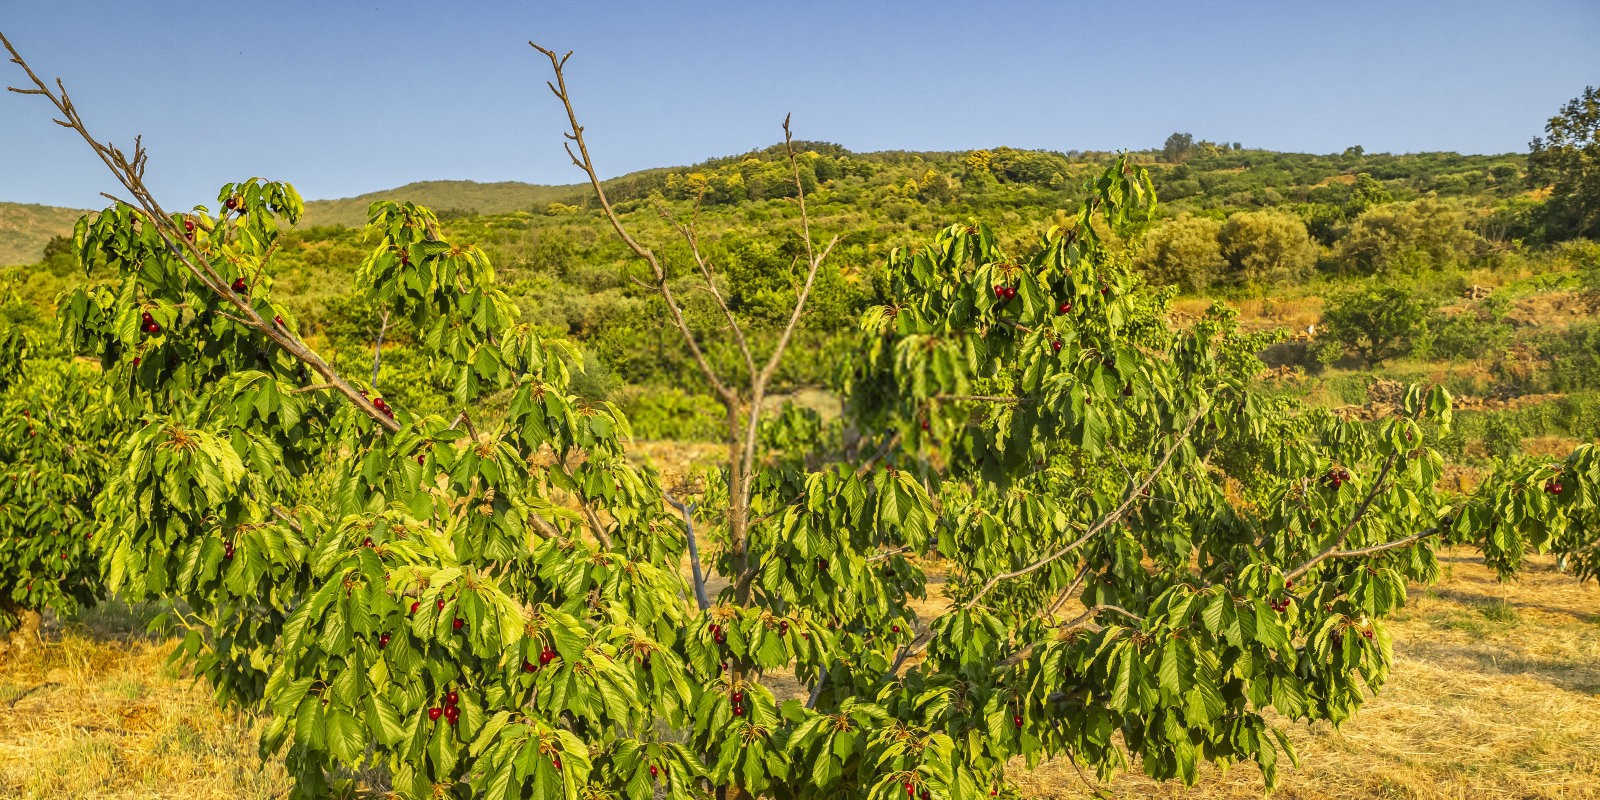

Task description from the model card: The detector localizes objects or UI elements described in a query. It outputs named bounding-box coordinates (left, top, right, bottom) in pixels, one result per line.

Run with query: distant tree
left=1134, top=213, right=1226, bottom=291
left=1162, top=131, right=1195, bottom=162
left=1217, top=209, right=1319, bottom=284
left=1231, top=141, right=1242, bottom=150
left=1343, top=145, right=1365, bottom=158
left=40, top=235, right=75, bottom=274
left=1321, top=286, right=1428, bottom=366
left=1347, top=173, right=1392, bottom=215
left=1528, top=86, right=1600, bottom=239
left=1332, top=197, right=1488, bottom=275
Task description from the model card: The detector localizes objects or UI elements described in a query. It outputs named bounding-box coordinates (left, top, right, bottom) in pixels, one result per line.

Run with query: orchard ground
left=2, top=544, right=1595, bottom=800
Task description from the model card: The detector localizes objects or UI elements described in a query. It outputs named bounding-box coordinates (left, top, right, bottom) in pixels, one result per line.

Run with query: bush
left=1133, top=214, right=1225, bottom=291
left=1331, top=197, right=1488, bottom=275
left=616, top=386, right=724, bottom=440
left=1218, top=209, right=1319, bottom=284
left=1321, top=286, right=1428, bottom=366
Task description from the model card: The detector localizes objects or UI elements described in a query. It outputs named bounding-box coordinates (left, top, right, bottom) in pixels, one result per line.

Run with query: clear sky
left=3, top=0, right=1597, bottom=209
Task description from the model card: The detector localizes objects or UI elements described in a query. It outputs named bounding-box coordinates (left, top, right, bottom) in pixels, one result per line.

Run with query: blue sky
left=3, top=0, right=1597, bottom=209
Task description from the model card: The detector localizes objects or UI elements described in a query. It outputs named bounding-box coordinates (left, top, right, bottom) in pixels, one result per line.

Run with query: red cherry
left=552, top=755, right=562, bottom=771
left=649, top=765, right=658, bottom=778
left=905, top=783, right=915, bottom=797
left=223, top=543, right=235, bottom=560
left=920, top=418, right=929, bottom=431
left=817, top=558, right=829, bottom=571
left=891, top=624, right=901, bottom=634
left=452, top=617, right=464, bottom=631
left=416, top=453, right=426, bottom=465
left=231, top=277, right=247, bottom=293
left=1012, top=714, right=1023, bottom=727
left=993, top=286, right=1005, bottom=299
left=378, top=633, right=391, bottom=648
left=273, top=315, right=285, bottom=328
left=445, top=690, right=458, bottom=706
left=540, top=647, right=556, bottom=665
left=732, top=705, right=745, bottom=717
left=183, top=218, right=195, bottom=233
left=427, top=707, right=442, bottom=721
left=522, top=660, right=536, bottom=673
left=362, top=537, right=373, bottom=547
left=1050, top=340, right=1062, bottom=353
left=436, top=598, right=446, bottom=611
left=1004, top=287, right=1017, bottom=299
left=224, top=196, right=238, bottom=210
left=1362, top=629, right=1374, bottom=640
left=731, top=690, right=744, bottom=704
left=444, top=706, right=459, bottom=725
left=131, top=356, right=141, bottom=366
left=1058, top=301, right=1072, bottom=313
left=410, top=601, right=420, bottom=614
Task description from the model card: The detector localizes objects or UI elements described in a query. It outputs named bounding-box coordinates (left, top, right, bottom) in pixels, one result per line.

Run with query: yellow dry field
left=1, top=550, right=1596, bottom=799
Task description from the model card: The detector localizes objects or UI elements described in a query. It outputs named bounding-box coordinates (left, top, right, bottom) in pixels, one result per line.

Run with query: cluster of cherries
left=140, top=310, right=161, bottom=335
left=991, top=285, right=1017, bottom=301
left=709, top=621, right=728, bottom=646
left=427, top=688, right=461, bottom=726
left=521, top=645, right=558, bottom=672
left=1544, top=477, right=1565, bottom=495
left=1320, top=467, right=1352, bottom=490
left=729, top=688, right=746, bottom=718
left=223, top=540, right=235, bottom=560
left=1269, top=579, right=1295, bottom=613
left=901, top=780, right=931, bottom=799
left=230, top=277, right=248, bottom=294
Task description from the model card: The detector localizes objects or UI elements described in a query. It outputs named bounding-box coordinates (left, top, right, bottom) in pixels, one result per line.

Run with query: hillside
left=0, top=202, right=84, bottom=266
left=0, top=144, right=1529, bottom=265
left=298, top=179, right=586, bottom=228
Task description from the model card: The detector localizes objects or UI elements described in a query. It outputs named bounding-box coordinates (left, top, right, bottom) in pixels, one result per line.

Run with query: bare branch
left=664, top=492, right=711, bottom=611
left=529, top=41, right=735, bottom=405
left=2, top=32, right=399, bottom=433
left=371, top=308, right=390, bottom=387
left=657, top=201, right=756, bottom=380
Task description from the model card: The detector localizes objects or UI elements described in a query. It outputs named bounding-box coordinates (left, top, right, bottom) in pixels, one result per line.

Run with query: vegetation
left=1, top=28, right=1599, bottom=800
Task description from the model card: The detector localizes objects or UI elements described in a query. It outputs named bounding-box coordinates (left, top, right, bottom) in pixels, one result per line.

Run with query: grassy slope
left=3, top=549, right=1594, bottom=799
left=0, top=203, right=83, bottom=267
left=298, top=179, right=587, bottom=228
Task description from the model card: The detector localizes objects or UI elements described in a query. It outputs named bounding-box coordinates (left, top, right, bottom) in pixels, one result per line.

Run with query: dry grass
left=0, top=605, right=288, bottom=799
left=2, top=552, right=1596, bottom=799
left=1018, top=551, right=1600, bottom=799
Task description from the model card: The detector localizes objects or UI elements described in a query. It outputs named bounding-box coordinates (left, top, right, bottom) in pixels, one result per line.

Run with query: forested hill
left=1, top=142, right=1529, bottom=264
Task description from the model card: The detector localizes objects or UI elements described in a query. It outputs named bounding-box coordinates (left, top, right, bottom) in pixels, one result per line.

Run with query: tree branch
left=3, top=33, right=398, bottom=433
left=528, top=41, right=736, bottom=406
left=665, top=492, right=711, bottom=611
left=1286, top=452, right=1400, bottom=581
left=959, top=403, right=1208, bottom=612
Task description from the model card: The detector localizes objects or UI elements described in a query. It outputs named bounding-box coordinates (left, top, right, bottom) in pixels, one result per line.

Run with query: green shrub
left=1320, top=286, right=1428, bottom=366
left=1218, top=209, right=1319, bottom=284
left=615, top=386, right=724, bottom=440
left=1331, top=197, right=1488, bottom=275
left=1133, top=214, right=1225, bottom=291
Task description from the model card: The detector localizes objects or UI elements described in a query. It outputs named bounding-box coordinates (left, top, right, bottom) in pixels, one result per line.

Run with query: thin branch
left=665, top=492, right=711, bottom=611
left=960, top=403, right=1208, bottom=612
left=528, top=41, right=735, bottom=405
left=1287, top=527, right=1440, bottom=579
left=657, top=201, right=756, bottom=382
left=1286, top=452, right=1400, bottom=581
left=2, top=33, right=399, bottom=433
left=371, top=308, right=390, bottom=387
